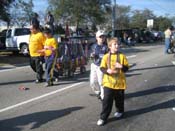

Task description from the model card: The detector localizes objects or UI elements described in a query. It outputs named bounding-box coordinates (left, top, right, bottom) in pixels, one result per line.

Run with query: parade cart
left=55, top=37, right=87, bottom=78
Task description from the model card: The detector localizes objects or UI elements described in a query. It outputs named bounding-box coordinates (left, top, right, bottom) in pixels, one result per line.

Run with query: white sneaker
left=94, top=91, right=100, bottom=95
left=172, top=61, right=175, bottom=65
left=97, top=119, right=105, bottom=126
left=114, top=112, right=123, bottom=118
left=54, top=78, right=59, bottom=82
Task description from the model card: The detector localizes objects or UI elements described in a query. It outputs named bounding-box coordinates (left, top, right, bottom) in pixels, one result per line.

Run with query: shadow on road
left=108, top=85, right=175, bottom=123
left=0, top=80, right=35, bottom=86
left=125, top=84, right=175, bottom=99
left=120, top=47, right=149, bottom=54
left=0, top=71, right=90, bottom=86
left=126, top=64, right=175, bottom=78
left=0, top=106, right=84, bottom=131
left=123, top=99, right=175, bottom=119
left=108, top=99, right=175, bottom=123
left=129, top=64, right=175, bottom=72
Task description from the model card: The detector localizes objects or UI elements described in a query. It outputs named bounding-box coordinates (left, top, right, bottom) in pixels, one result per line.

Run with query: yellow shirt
left=100, top=53, right=129, bottom=90
left=164, top=29, right=171, bottom=38
left=29, top=32, right=46, bottom=57
left=44, top=37, right=58, bottom=57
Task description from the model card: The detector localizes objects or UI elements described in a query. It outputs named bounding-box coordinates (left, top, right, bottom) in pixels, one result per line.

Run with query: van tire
left=20, top=44, right=29, bottom=56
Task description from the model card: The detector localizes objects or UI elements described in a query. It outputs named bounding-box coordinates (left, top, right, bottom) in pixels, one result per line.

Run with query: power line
left=149, top=0, right=174, bottom=16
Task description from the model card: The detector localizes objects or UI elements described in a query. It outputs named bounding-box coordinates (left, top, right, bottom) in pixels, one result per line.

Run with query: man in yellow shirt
left=38, top=28, right=58, bottom=86
left=29, top=24, right=46, bottom=83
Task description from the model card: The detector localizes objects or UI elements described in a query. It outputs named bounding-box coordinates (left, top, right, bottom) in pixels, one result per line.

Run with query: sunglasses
left=99, top=35, right=105, bottom=38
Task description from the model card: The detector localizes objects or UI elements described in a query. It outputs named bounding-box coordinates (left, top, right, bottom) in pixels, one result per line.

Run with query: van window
left=14, top=28, right=30, bottom=36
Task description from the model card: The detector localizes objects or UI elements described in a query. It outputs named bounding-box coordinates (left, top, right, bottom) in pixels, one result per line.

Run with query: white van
left=5, top=28, right=30, bottom=55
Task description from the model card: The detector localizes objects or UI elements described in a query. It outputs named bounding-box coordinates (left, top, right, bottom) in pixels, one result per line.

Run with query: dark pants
left=30, top=56, right=44, bottom=81
left=100, top=87, right=125, bottom=121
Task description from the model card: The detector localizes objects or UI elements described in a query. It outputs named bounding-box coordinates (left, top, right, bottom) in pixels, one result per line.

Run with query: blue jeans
left=165, top=38, right=170, bottom=53
left=45, top=55, right=55, bottom=82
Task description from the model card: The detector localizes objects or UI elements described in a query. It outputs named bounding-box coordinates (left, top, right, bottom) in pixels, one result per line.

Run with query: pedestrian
left=31, top=12, right=40, bottom=28
left=29, top=24, right=46, bottom=83
left=97, top=37, right=129, bottom=126
left=38, top=28, right=58, bottom=87
left=45, top=11, right=54, bottom=35
left=164, top=26, right=173, bottom=54
left=90, top=30, right=108, bottom=100
left=123, top=32, right=128, bottom=45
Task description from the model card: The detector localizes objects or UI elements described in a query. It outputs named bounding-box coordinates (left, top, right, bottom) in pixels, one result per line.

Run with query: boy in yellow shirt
left=97, top=37, right=129, bottom=126
left=38, top=28, right=58, bottom=86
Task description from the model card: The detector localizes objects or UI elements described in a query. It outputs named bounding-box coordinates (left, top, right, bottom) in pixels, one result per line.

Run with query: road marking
left=0, top=82, right=84, bottom=113
left=127, top=55, right=137, bottom=59
left=0, top=55, right=137, bottom=73
left=0, top=54, right=137, bottom=112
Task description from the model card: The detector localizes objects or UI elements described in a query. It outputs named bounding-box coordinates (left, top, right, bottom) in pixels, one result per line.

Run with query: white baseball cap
left=96, top=30, right=105, bottom=37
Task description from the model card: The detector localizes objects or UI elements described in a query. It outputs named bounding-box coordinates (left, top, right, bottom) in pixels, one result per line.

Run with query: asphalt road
left=0, top=43, right=175, bottom=131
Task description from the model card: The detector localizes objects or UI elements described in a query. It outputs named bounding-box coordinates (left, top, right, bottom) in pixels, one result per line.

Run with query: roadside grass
left=0, top=51, right=13, bottom=55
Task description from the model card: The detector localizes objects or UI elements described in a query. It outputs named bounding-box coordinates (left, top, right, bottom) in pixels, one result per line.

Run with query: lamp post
left=112, top=0, right=116, bottom=37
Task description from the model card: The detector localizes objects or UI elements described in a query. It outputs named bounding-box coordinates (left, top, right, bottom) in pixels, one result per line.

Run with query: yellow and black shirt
left=100, top=52, right=129, bottom=90
left=44, top=37, right=58, bottom=57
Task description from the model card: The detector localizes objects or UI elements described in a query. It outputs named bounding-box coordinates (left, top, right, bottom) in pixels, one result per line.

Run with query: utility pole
left=112, top=0, right=116, bottom=37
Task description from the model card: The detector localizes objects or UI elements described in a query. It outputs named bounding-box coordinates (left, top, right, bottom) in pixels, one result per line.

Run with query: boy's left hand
left=107, top=68, right=118, bottom=74
left=44, top=46, right=53, bottom=50
left=37, top=49, right=45, bottom=53
left=115, top=62, right=123, bottom=69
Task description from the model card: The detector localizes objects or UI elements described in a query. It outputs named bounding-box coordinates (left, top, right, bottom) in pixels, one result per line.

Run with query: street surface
left=0, top=43, right=175, bottom=131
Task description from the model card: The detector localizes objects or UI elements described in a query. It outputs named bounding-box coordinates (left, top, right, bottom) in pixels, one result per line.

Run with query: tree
left=170, top=16, right=175, bottom=28
left=115, top=4, right=131, bottom=29
left=0, top=0, right=14, bottom=27
left=130, top=9, right=155, bottom=29
left=10, top=0, right=34, bottom=27
left=48, top=0, right=111, bottom=29
left=154, top=16, right=172, bottom=31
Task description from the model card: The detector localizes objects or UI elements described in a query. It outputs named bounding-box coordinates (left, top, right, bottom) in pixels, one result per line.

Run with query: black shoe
left=97, top=93, right=102, bottom=100
left=42, top=71, right=45, bottom=77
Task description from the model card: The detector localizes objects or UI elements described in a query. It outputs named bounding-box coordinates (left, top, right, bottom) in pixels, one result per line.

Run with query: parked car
left=107, top=29, right=136, bottom=45
left=108, top=28, right=159, bottom=45
left=0, top=28, right=30, bottom=55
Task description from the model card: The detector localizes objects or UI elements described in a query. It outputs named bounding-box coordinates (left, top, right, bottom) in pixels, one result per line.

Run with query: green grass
left=0, top=51, right=13, bottom=55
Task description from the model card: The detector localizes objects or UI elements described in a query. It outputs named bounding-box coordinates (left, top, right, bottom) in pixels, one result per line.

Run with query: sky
left=115, top=0, right=175, bottom=17
left=33, top=0, right=175, bottom=17
left=33, top=0, right=48, bottom=13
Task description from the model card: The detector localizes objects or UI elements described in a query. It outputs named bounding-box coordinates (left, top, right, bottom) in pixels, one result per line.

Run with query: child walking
left=38, top=28, right=58, bottom=86
left=90, top=30, right=108, bottom=100
left=97, top=37, right=129, bottom=126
